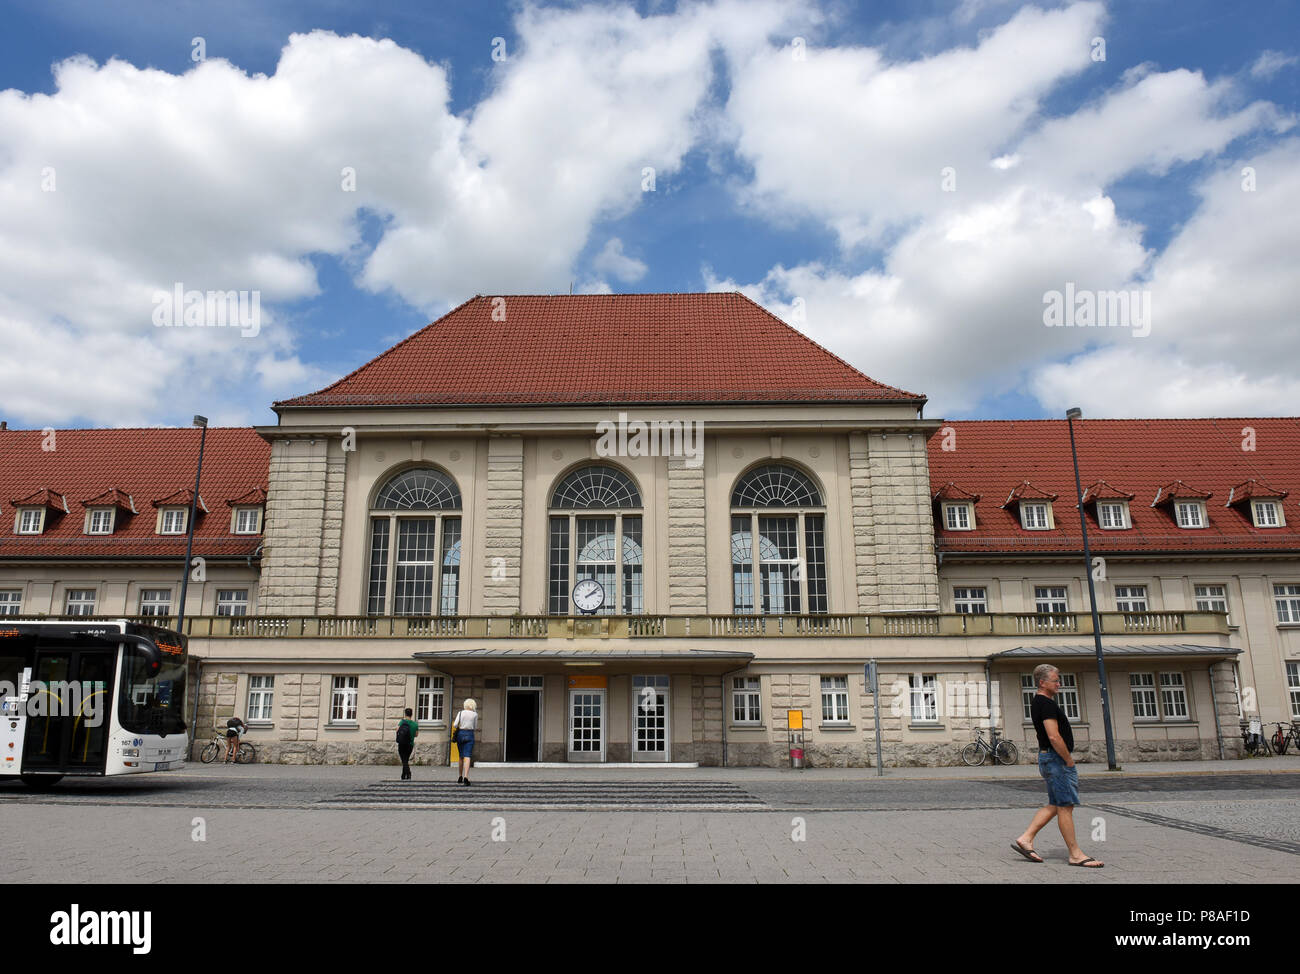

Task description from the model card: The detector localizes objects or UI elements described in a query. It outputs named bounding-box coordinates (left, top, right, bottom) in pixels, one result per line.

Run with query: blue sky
left=0, top=0, right=1296, bottom=427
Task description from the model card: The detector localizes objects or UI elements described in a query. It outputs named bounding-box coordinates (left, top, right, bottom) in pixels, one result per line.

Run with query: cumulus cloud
left=592, top=238, right=648, bottom=283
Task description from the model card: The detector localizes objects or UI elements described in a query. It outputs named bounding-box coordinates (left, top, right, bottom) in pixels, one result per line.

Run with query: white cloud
left=1251, top=50, right=1298, bottom=79
left=592, top=238, right=648, bottom=283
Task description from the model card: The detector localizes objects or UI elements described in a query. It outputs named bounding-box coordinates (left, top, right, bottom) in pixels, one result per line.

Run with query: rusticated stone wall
left=667, top=457, right=708, bottom=611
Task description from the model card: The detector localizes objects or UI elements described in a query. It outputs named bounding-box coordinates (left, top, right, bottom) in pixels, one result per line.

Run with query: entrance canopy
left=412, top=646, right=753, bottom=675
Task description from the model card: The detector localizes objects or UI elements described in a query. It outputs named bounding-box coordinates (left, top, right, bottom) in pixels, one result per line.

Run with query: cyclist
left=224, top=715, right=247, bottom=763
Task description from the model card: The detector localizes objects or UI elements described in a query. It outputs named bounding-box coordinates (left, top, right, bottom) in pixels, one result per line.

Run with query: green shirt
left=399, top=718, right=419, bottom=740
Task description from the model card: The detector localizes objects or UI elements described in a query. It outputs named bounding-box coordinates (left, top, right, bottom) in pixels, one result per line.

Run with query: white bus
left=0, top=620, right=189, bottom=787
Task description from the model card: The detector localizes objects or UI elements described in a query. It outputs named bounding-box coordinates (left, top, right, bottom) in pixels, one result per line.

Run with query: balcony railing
left=7, top=610, right=1229, bottom=639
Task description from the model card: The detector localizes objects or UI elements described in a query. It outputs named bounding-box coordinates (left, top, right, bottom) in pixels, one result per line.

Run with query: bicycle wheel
left=200, top=742, right=220, bottom=764
left=1273, top=731, right=1285, bottom=755
left=236, top=742, right=256, bottom=764
left=961, top=742, right=986, bottom=767
left=994, top=741, right=1019, bottom=765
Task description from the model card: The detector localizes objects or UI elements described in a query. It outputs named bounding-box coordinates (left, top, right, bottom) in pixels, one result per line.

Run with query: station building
left=1, top=292, right=1296, bottom=765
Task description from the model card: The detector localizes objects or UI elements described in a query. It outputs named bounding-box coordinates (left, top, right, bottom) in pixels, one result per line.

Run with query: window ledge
left=324, top=722, right=359, bottom=731
left=1133, top=719, right=1195, bottom=726
left=818, top=723, right=856, bottom=731
left=729, top=724, right=766, bottom=731
left=908, top=723, right=946, bottom=731
left=244, top=721, right=273, bottom=729
left=418, top=722, right=447, bottom=729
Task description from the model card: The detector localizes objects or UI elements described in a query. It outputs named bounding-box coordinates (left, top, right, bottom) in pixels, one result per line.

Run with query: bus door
left=23, top=649, right=115, bottom=774
left=0, top=655, right=27, bottom=776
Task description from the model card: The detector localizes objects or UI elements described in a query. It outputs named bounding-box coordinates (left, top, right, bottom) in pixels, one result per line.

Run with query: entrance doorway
left=505, top=676, right=542, bottom=762
left=632, top=675, right=670, bottom=762
left=567, top=689, right=606, bottom=762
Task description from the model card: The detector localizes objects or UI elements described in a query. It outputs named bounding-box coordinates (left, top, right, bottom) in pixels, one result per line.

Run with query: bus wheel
left=20, top=774, right=63, bottom=789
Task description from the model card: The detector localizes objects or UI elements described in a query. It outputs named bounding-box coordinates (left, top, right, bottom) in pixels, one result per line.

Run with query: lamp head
left=1066, top=407, right=1082, bottom=421
left=193, top=415, right=208, bottom=428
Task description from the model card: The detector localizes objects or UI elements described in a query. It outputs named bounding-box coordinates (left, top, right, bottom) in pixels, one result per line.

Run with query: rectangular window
left=394, top=519, right=436, bottom=615
left=64, top=589, right=96, bottom=616
left=621, top=516, right=644, bottom=615
left=944, top=504, right=971, bottom=530
left=548, top=516, right=571, bottom=615
left=1021, top=503, right=1049, bottom=530
left=732, top=676, right=762, bottom=724
left=1194, top=584, right=1231, bottom=626
left=1159, top=672, right=1189, bottom=720
left=1275, top=584, right=1300, bottom=624
left=0, top=591, right=22, bottom=615
left=247, top=675, right=274, bottom=721
left=138, top=589, right=172, bottom=616
left=439, top=517, right=461, bottom=615
left=160, top=509, right=187, bottom=534
left=367, top=517, right=390, bottom=615
left=1175, top=502, right=1204, bottom=528
left=1288, top=662, right=1300, bottom=719
left=731, top=515, right=754, bottom=614
left=1034, top=586, right=1068, bottom=614
left=1098, top=502, right=1127, bottom=529
left=953, top=586, right=988, bottom=614
left=17, top=509, right=43, bottom=534
left=216, top=590, right=249, bottom=616
left=909, top=673, right=938, bottom=722
left=87, top=509, right=115, bottom=534
left=1057, top=673, right=1080, bottom=720
left=820, top=675, right=849, bottom=723
left=1253, top=501, right=1280, bottom=527
left=1130, top=673, right=1158, bottom=720
left=417, top=675, right=445, bottom=723
left=1020, top=674, right=1036, bottom=722
left=1114, top=585, right=1148, bottom=613
left=803, top=515, right=828, bottom=614
left=758, top=516, right=801, bottom=614
left=330, top=676, right=358, bottom=723
left=234, top=508, right=261, bottom=534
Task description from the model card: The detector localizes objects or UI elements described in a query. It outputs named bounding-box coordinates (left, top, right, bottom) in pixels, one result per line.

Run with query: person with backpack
left=395, top=708, right=419, bottom=780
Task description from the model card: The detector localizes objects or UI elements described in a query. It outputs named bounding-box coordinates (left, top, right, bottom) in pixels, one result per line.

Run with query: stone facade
left=259, top=438, right=345, bottom=614
left=667, top=457, right=708, bottom=611
left=482, top=437, right=523, bottom=614
left=862, top=433, right=940, bottom=612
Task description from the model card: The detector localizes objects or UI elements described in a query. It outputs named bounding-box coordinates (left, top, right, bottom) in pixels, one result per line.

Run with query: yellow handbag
left=449, top=725, right=459, bottom=765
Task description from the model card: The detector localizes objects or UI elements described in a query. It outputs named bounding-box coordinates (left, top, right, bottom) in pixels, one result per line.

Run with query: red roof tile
left=81, top=488, right=138, bottom=512
left=277, top=293, right=924, bottom=408
left=928, top=419, right=1300, bottom=555
left=0, top=428, right=269, bottom=560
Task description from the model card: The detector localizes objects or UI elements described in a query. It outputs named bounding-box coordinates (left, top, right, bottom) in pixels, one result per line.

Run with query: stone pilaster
left=259, top=438, right=329, bottom=613
left=864, top=433, right=940, bottom=612
left=848, top=433, right=880, bottom=612
left=482, top=437, right=524, bottom=614
left=667, top=457, right=707, bottom=611
left=314, top=440, right=347, bottom=612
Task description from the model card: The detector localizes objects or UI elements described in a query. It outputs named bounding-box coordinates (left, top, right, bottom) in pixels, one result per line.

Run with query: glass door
left=632, top=675, right=670, bottom=762
left=567, top=689, right=605, bottom=762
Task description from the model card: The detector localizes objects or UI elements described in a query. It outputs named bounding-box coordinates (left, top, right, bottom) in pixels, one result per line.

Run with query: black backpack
left=395, top=721, right=412, bottom=746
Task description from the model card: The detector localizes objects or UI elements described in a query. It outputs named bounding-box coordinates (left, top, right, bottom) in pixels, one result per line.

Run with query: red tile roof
left=0, top=428, right=269, bottom=560
left=929, top=419, right=1300, bottom=555
left=276, top=293, right=924, bottom=408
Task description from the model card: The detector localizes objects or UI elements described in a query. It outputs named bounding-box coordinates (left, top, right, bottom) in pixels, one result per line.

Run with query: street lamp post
left=1066, top=407, right=1119, bottom=770
left=176, top=415, right=208, bottom=636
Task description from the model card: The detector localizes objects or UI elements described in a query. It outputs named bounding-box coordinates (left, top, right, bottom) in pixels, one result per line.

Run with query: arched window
left=368, top=468, right=462, bottom=615
left=549, top=466, right=643, bottom=615
left=730, top=464, right=827, bottom=614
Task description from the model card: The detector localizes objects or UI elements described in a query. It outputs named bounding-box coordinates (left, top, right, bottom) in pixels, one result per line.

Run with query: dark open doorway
left=505, top=691, right=540, bottom=762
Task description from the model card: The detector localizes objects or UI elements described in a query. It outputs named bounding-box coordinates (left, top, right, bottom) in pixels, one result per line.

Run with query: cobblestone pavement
left=3, top=764, right=1298, bottom=883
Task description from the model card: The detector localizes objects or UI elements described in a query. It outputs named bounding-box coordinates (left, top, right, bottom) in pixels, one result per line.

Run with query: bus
left=0, top=620, right=189, bottom=787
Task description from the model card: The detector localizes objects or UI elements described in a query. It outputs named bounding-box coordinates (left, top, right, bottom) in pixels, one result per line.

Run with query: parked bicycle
left=1241, top=718, right=1270, bottom=757
left=200, top=731, right=256, bottom=764
left=1270, top=721, right=1297, bottom=756
left=961, top=727, right=1018, bottom=766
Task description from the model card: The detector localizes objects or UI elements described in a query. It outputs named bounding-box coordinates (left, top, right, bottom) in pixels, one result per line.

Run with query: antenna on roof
left=569, top=281, right=574, bottom=295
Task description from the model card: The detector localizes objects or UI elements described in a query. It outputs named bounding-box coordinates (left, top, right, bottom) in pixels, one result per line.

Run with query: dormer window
left=1020, top=503, right=1051, bottom=530
left=85, top=507, right=115, bottom=535
left=944, top=503, right=973, bottom=530
left=1097, top=502, right=1129, bottom=529
left=159, top=508, right=188, bottom=535
left=1175, top=502, right=1205, bottom=529
left=16, top=508, right=44, bottom=534
left=232, top=507, right=262, bottom=535
left=1252, top=500, right=1282, bottom=528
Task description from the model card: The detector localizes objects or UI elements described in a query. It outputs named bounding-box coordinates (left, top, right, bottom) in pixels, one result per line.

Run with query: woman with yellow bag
left=452, top=699, right=477, bottom=786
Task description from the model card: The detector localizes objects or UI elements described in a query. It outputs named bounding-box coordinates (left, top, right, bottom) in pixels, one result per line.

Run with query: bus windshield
left=118, top=649, right=187, bottom=736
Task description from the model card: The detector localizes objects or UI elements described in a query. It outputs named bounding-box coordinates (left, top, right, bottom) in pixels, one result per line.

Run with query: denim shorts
left=1038, top=750, right=1079, bottom=806
left=455, top=730, right=474, bottom=759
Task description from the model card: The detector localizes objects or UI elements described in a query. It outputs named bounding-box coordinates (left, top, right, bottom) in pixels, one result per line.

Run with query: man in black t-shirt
left=1010, top=663, right=1104, bottom=867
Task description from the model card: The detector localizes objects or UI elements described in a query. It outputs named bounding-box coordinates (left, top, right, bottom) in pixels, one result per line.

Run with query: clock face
left=572, top=579, right=605, bottom=613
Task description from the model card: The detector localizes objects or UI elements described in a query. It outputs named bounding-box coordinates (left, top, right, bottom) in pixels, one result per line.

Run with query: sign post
left=866, top=661, right=883, bottom=776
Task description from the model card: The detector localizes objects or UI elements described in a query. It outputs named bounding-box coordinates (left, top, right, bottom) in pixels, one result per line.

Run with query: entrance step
left=474, top=762, right=699, bottom=769
left=318, top=779, right=765, bottom=810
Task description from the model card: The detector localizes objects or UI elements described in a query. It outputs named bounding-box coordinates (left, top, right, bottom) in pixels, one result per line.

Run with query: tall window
left=910, top=673, right=938, bottom=722
left=139, top=589, right=172, bottom=616
left=417, top=676, right=445, bottom=723
left=548, top=466, right=643, bottom=615
left=731, top=465, right=827, bottom=614
left=1021, top=673, right=1080, bottom=720
left=820, top=676, right=849, bottom=723
left=1287, top=662, right=1300, bottom=718
left=247, top=675, right=274, bottom=721
left=732, top=676, right=762, bottom=724
left=367, top=468, right=462, bottom=616
left=330, top=676, right=359, bottom=724
left=1195, top=584, right=1230, bottom=625
left=1275, top=584, right=1300, bottom=624
left=1130, top=673, right=1159, bottom=719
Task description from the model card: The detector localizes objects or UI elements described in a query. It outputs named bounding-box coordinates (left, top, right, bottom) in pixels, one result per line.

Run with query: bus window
left=118, top=652, right=187, bottom=736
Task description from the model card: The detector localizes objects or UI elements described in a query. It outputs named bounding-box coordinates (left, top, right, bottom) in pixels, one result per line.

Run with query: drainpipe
left=1209, top=662, right=1225, bottom=761
left=984, top=658, right=994, bottom=740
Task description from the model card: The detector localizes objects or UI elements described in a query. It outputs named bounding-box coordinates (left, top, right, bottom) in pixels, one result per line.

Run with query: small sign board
left=865, top=661, right=878, bottom=694
left=787, top=709, right=803, bottom=731
left=567, top=675, right=608, bottom=690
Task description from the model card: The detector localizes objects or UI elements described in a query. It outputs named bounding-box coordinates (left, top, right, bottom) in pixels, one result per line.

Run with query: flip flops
left=1069, top=856, right=1104, bottom=868
left=1010, top=840, right=1044, bottom=863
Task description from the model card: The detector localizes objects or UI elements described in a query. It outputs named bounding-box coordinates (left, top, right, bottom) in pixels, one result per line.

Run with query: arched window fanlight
left=551, top=466, right=641, bottom=509
left=731, top=465, right=823, bottom=508
left=375, top=468, right=462, bottom=510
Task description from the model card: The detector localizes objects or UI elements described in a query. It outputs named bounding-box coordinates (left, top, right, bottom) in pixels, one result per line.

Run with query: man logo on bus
left=0, top=680, right=103, bottom=727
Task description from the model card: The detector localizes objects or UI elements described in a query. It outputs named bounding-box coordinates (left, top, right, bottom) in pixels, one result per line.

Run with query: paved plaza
left=4, top=760, right=1298, bottom=883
